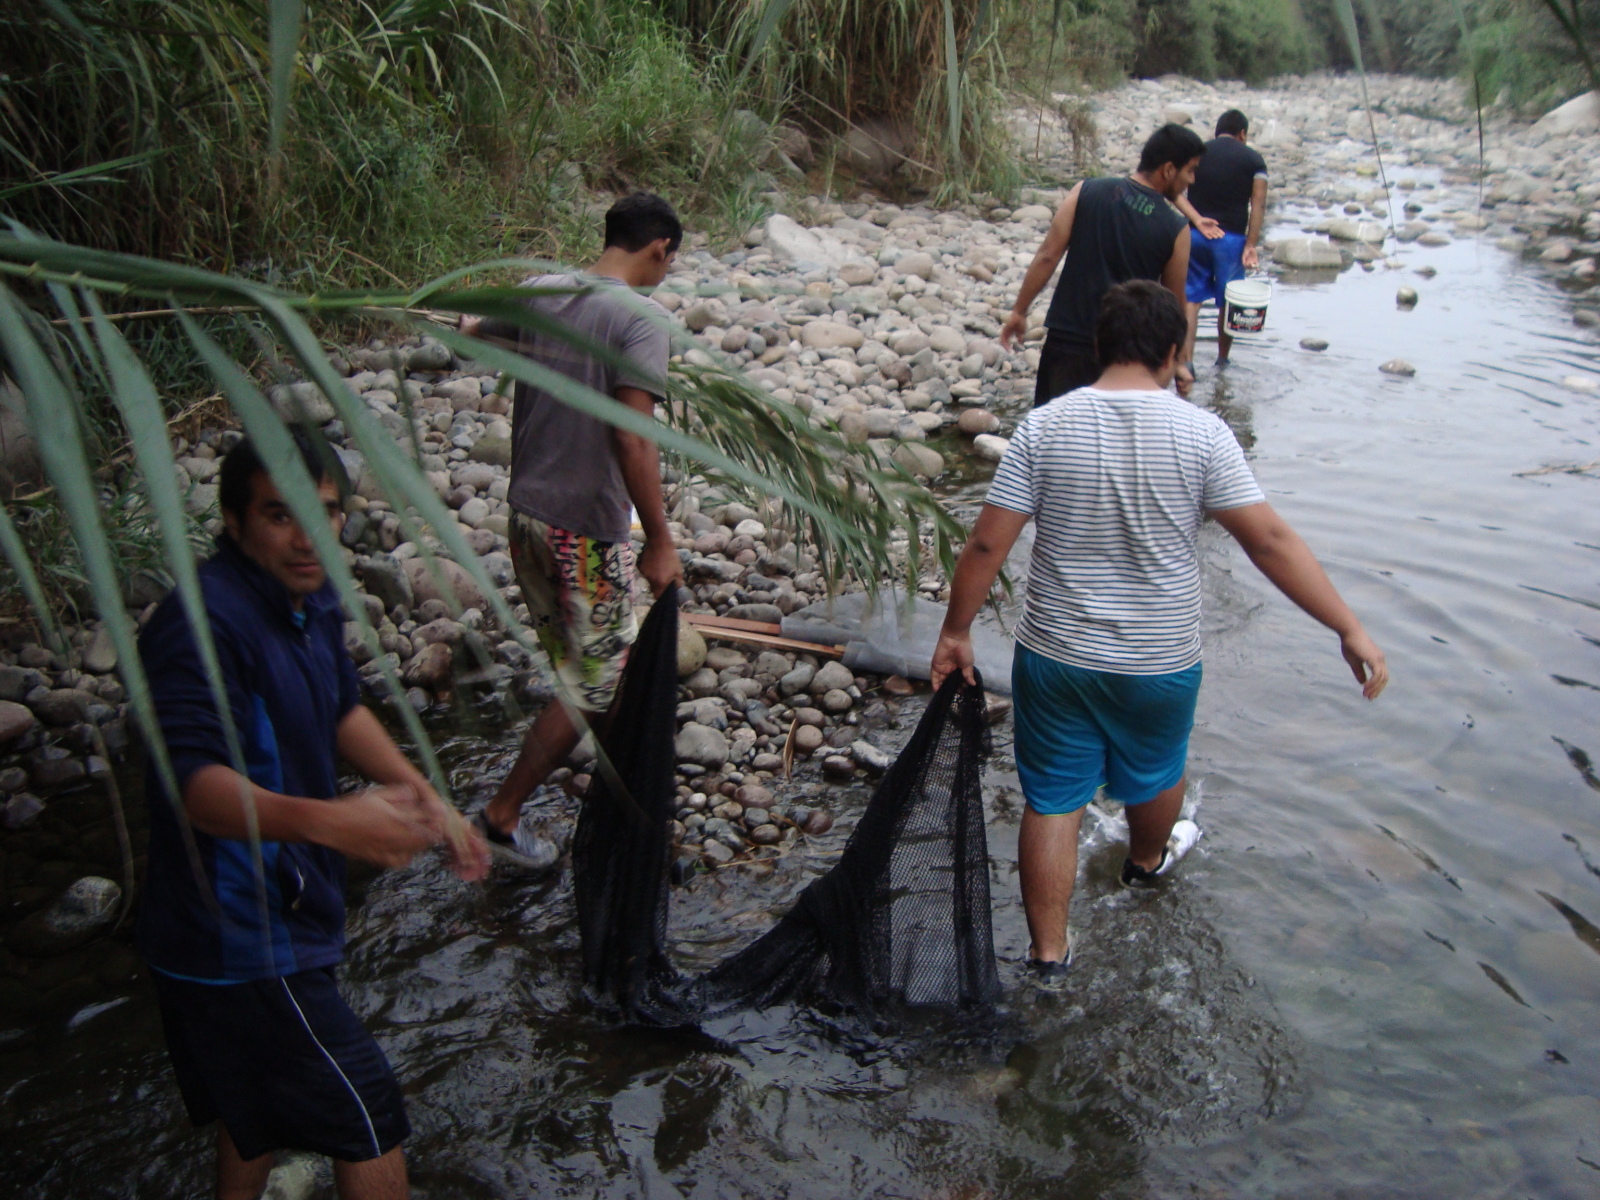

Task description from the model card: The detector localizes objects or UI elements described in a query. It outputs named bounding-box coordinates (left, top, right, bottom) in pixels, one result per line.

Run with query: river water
left=3, top=175, right=1599, bottom=1197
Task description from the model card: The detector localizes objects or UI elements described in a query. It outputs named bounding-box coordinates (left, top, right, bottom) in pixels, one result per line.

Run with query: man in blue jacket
left=137, top=428, right=485, bottom=1200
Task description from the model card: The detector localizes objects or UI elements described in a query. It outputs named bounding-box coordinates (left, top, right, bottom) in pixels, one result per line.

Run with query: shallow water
left=5, top=178, right=1600, bottom=1198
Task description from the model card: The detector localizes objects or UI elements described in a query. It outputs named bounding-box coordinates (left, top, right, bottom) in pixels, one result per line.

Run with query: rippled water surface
left=4, top=181, right=1600, bottom=1198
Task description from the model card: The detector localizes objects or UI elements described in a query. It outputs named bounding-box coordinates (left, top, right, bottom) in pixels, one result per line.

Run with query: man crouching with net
left=931, top=280, right=1388, bottom=989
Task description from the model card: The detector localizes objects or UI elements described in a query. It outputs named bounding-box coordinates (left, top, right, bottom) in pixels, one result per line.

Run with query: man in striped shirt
left=932, top=281, right=1387, bottom=989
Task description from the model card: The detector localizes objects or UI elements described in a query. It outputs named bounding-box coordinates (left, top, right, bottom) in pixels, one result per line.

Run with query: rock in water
left=1300, top=337, right=1330, bottom=352
left=1396, top=286, right=1419, bottom=308
left=1272, top=237, right=1343, bottom=269
left=1561, top=374, right=1600, bottom=393
left=8, top=876, right=121, bottom=956
left=850, top=740, right=893, bottom=773
left=972, top=434, right=1009, bottom=462
left=1379, top=359, right=1416, bottom=377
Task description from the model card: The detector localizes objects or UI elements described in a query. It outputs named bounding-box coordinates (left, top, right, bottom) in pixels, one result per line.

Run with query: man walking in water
left=138, top=429, right=487, bottom=1199
left=461, top=192, right=684, bottom=867
left=1177, top=109, right=1269, bottom=372
left=999, top=123, right=1206, bottom=406
left=932, top=282, right=1387, bottom=988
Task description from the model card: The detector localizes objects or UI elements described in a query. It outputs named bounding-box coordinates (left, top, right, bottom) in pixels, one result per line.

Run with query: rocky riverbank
left=8, top=67, right=1600, bottom=996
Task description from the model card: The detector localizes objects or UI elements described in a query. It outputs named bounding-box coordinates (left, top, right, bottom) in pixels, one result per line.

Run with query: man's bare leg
left=333, top=1146, right=408, bottom=1200
left=1125, top=777, right=1186, bottom=872
left=1018, top=806, right=1085, bottom=963
left=1216, top=308, right=1234, bottom=363
left=216, top=1126, right=272, bottom=1200
left=482, top=700, right=588, bottom=833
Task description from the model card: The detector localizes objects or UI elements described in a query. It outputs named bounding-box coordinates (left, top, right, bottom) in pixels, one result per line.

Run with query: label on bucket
left=1225, top=302, right=1267, bottom=334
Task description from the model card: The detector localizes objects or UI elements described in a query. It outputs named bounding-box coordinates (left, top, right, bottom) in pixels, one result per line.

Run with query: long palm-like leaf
left=0, top=282, right=220, bottom=915
left=1332, top=0, right=1395, bottom=241
left=941, top=0, right=963, bottom=170
left=267, top=0, right=306, bottom=172
left=1446, top=0, right=1487, bottom=209
left=85, top=290, right=255, bottom=908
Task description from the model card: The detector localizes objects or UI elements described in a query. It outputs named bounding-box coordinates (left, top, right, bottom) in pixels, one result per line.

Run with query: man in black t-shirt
left=1001, top=124, right=1205, bottom=407
left=1176, top=109, right=1268, bottom=368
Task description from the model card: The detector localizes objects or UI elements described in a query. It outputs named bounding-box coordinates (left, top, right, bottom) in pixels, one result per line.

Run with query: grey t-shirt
left=480, top=273, right=671, bottom=543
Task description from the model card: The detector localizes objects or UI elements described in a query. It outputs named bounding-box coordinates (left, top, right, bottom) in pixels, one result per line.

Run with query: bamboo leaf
left=942, top=0, right=962, bottom=166
left=267, top=0, right=306, bottom=167
left=0, top=500, right=63, bottom=653
left=84, top=291, right=254, bottom=910
left=0, top=282, right=222, bottom=916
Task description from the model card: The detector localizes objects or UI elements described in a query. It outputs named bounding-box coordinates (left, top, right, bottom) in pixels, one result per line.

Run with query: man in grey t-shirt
left=461, top=193, right=684, bottom=867
left=932, top=282, right=1387, bottom=990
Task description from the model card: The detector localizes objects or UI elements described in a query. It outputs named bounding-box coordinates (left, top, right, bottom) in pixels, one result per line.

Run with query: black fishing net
left=572, top=593, right=1001, bottom=1026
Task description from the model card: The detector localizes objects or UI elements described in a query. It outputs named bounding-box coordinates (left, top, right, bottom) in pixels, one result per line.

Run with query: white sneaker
left=1119, top=819, right=1202, bottom=888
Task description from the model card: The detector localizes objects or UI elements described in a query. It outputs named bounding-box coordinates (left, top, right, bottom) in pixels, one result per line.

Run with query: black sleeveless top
left=1043, top=176, right=1187, bottom=350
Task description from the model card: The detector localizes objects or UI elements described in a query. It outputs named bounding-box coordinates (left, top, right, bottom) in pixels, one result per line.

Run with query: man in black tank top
left=999, top=124, right=1205, bottom=407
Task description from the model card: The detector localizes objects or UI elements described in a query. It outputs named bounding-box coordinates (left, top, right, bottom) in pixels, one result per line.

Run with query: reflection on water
left=5, top=179, right=1600, bottom=1197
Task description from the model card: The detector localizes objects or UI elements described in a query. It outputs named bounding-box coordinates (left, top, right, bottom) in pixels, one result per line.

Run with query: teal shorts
left=1012, top=643, right=1200, bottom=815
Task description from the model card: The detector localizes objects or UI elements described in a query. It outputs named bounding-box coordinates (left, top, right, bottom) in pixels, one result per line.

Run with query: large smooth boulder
left=1272, top=237, right=1343, bottom=269
left=764, top=214, right=871, bottom=272
left=1533, top=91, right=1600, bottom=137
left=1328, top=218, right=1386, bottom=244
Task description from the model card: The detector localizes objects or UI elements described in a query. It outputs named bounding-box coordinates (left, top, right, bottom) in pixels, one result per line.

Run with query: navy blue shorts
left=152, top=966, right=409, bottom=1162
left=1186, top=228, right=1249, bottom=307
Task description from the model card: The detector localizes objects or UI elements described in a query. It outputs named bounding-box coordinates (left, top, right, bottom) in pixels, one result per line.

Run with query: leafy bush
left=1466, top=0, right=1600, bottom=112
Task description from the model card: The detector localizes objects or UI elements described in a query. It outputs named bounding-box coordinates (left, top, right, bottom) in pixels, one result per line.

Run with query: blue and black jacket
left=135, top=535, right=362, bottom=982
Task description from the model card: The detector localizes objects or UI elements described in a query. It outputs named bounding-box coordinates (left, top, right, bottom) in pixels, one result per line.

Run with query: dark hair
left=1216, top=109, right=1249, bottom=138
left=219, top=425, right=347, bottom=520
left=1095, top=281, right=1187, bottom=371
left=1138, top=123, right=1206, bottom=174
left=604, top=192, right=683, bottom=254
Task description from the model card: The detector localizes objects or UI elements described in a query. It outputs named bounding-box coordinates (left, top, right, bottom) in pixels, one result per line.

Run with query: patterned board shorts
left=509, top=512, right=638, bottom=713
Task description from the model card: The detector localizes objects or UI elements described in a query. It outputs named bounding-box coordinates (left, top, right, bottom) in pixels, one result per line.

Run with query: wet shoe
left=1022, top=949, right=1073, bottom=992
left=473, top=810, right=560, bottom=873
left=1119, top=818, right=1201, bottom=889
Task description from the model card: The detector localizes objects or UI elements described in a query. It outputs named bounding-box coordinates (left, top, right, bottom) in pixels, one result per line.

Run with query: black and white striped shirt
left=986, top=387, right=1264, bottom=674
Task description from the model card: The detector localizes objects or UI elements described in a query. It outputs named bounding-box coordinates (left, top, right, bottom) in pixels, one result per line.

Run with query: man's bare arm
left=1000, top=183, right=1081, bottom=349
left=931, top=504, right=1032, bottom=687
left=1209, top=502, right=1388, bottom=699
left=1175, top=194, right=1224, bottom=239
left=612, top=384, right=683, bottom=597
left=1243, top=176, right=1268, bottom=269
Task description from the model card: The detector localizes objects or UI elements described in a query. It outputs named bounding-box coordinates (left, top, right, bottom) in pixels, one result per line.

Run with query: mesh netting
left=572, top=593, right=1001, bottom=1026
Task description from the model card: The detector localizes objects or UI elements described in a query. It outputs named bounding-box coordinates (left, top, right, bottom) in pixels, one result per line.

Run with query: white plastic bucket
left=1222, top=278, right=1272, bottom=338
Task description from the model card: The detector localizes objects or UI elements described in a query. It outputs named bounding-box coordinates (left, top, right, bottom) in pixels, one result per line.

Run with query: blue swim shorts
left=1011, top=643, right=1201, bottom=815
left=1186, top=228, right=1248, bottom=306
